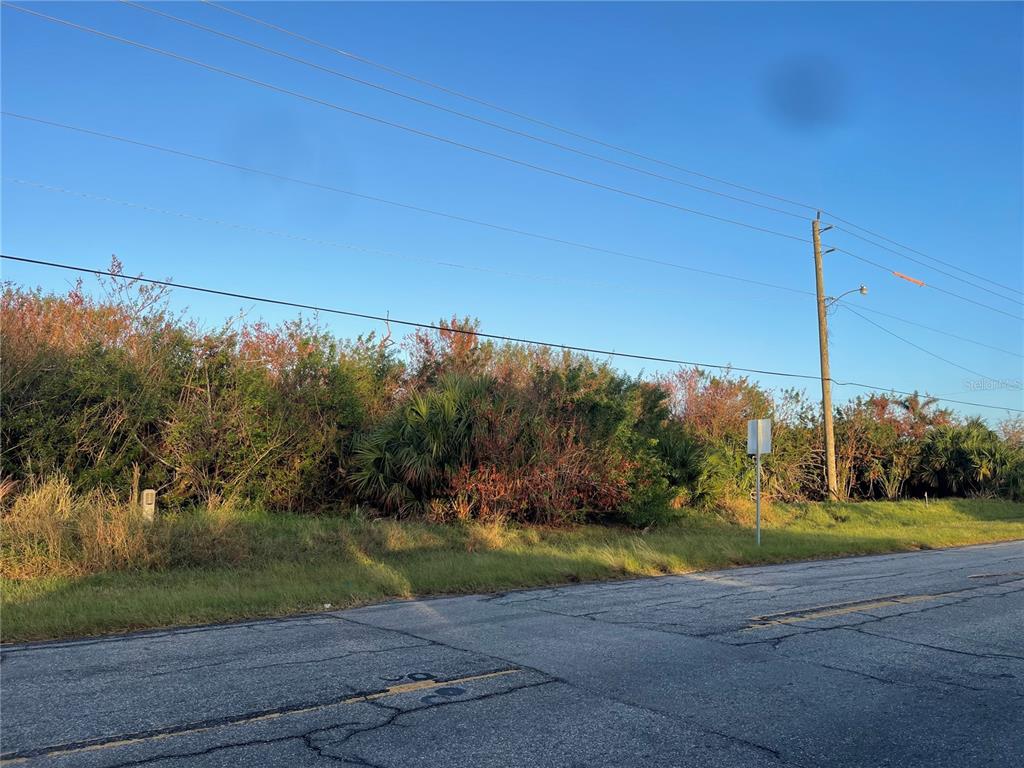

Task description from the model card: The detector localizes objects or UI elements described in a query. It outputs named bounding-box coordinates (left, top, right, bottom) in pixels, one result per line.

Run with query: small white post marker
left=747, top=419, right=772, bottom=545
left=141, top=489, right=157, bottom=522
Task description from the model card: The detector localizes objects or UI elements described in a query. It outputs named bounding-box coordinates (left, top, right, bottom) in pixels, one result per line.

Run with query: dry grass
left=1, top=475, right=152, bottom=578
left=464, top=520, right=508, bottom=552
left=0, top=476, right=252, bottom=579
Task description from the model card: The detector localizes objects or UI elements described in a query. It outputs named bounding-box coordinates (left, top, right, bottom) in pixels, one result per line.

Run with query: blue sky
left=3, top=1, right=1022, bottom=419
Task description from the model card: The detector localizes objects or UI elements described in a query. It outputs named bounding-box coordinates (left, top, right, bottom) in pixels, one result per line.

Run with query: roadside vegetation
left=2, top=265, right=1023, bottom=641
left=3, top=486, right=1022, bottom=641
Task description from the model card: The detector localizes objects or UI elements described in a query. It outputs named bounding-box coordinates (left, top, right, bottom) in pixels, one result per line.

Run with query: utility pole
left=812, top=212, right=840, bottom=501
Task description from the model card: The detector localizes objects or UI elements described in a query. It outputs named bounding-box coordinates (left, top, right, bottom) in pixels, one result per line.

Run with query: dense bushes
left=916, top=420, right=1024, bottom=500
left=2, top=270, right=1022, bottom=526
left=351, top=375, right=485, bottom=516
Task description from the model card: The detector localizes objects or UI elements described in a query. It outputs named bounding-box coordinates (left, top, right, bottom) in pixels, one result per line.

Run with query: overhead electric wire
left=838, top=303, right=1023, bottom=359
left=13, top=4, right=1017, bottom=325
left=5, top=3, right=809, bottom=244
left=829, top=217, right=1022, bottom=296
left=5, top=177, right=815, bottom=301
left=2, top=113, right=812, bottom=296
left=119, top=0, right=807, bottom=223
left=10, top=113, right=1020, bottom=358
left=10, top=111, right=1021, bottom=355
left=828, top=223, right=1020, bottom=303
left=828, top=245, right=1024, bottom=322
left=11, top=5, right=1019, bottom=322
left=932, top=386, right=1022, bottom=399
left=13, top=176, right=1016, bottom=365
left=200, top=0, right=821, bottom=215
left=839, top=304, right=1005, bottom=382
left=204, top=0, right=1021, bottom=297
left=4, top=253, right=1021, bottom=414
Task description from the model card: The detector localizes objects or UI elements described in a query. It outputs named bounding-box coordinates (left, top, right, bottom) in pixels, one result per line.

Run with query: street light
left=826, top=284, right=868, bottom=309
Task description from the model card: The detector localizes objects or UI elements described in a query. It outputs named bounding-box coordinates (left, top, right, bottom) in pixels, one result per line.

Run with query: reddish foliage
left=659, top=368, right=771, bottom=442
left=865, top=393, right=952, bottom=440
left=447, top=392, right=631, bottom=524
left=1, top=260, right=182, bottom=381
left=404, top=316, right=490, bottom=388
left=237, top=318, right=327, bottom=379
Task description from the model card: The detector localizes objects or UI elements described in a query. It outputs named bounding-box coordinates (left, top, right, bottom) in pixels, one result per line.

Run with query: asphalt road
left=3, top=542, right=1022, bottom=767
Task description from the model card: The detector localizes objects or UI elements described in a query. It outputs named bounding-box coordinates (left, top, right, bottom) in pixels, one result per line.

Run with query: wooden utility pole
left=812, top=212, right=839, bottom=501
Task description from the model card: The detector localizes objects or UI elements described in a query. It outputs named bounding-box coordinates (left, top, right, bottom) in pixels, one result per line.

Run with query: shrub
left=350, top=375, right=487, bottom=515
left=1, top=278, right=188, bottom=493
left=691, top=444, right=752, bottom=509
left=614, top=445, right=677, bottom=528
left=449, top=399, right=631, bottom=525
left=913, top=419, right=1019, bottom=498
left=161, top=325, right=367, bottom=511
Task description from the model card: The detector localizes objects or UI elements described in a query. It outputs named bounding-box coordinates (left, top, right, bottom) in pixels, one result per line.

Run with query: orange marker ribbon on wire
left=892, top=271, right=926, bottom=287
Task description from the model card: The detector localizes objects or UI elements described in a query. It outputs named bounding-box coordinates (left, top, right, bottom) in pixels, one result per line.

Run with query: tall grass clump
left=1, top=475, right=151, bottom=578
left=0, top=475, right=258, bottom=579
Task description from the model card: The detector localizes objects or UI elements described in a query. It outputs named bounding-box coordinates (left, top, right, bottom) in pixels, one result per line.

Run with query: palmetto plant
left=914, top=419, right=1010, bottom=496
left=350, top=375, right=491, bottom=515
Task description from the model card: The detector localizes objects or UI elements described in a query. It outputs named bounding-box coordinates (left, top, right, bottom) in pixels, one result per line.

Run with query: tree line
left=3, top=265, right=1021, bottom=526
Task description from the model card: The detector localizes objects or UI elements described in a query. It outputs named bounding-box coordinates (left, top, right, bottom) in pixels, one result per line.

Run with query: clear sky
left=3, top=1, right=1022, bottom=419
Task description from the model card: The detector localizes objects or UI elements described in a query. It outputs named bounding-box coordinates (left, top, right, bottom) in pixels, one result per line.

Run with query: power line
left=839, top=304, right=1004, bottom=382
left=9, top=110, right=1024, bottom=364
left=6, top=3, right=808, bottom=244
left=840, top=302, right=1023, bottom=359
left=5, top=177, right=815, bottom=301
left=12, top=5, right=1017, bottom=325
left=0, top=253, right=835, bottom=382
left=204, top=0, right=1021, bottom=298
left=2, top=113, right=812, bottom=296
left=829, top=218, right=1022, bottom=296
left=829, top=223, right=1020, bottom=303
left=9, top=112, right=1019, bottom=357
left=13, top=4, right=1019, bottom=323
left=4, top=252, right=1021, bottom=414
left=120, top=0, right=808, bottom=223
left=828, top=244, right=1024, bottom=322
left=16, top=175, right=1017, bottom=365
left=202, top=0, right=822, bottom=214
left=931, top=386, right=1024, bottom=399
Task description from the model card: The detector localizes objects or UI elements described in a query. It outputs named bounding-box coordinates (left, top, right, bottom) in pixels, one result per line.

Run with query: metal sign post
left=747, top=419, right=772, bottom=545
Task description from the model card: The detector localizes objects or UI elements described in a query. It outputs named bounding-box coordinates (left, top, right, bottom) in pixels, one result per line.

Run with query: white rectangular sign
left=747, top=419, right=772, bottom=456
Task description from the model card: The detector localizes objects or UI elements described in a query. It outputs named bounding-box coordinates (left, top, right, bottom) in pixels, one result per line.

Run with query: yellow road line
left=968, top=571, right=1024, bottom=579
left=0, top=668, right=521, bottom=765
left=746, top=588, right=979, bottom=629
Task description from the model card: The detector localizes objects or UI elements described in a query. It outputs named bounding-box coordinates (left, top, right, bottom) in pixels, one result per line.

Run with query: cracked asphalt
left=2, top=542, right=1022, bottom=767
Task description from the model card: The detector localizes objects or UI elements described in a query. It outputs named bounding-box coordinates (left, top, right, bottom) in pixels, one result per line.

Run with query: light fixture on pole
left=826, top=284, right=869, bottom=310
